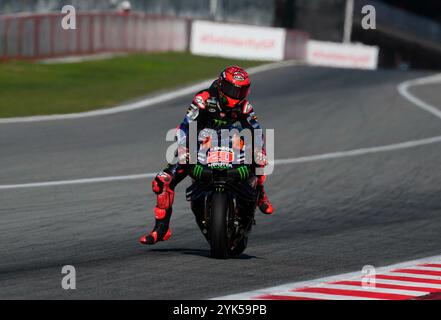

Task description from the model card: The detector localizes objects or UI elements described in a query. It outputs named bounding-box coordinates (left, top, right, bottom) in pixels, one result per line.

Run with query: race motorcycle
left=185, top=131, right=260, bottom=259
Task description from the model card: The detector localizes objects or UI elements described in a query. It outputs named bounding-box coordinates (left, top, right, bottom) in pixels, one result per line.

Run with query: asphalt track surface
left=0, top=65, right=440, bottom=299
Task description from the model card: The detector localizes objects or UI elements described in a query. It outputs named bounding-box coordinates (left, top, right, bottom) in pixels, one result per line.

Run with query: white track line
left=0, top=72, right=440, bottom=190
left=0, top=173, right=155, bottom=190
left=401, top=265, right=441, bottom=272
left=297, top=283, right=424, bottom=296
left=364, top=279, right=441, bottom=289
left=385, top=272, right=441, bottom=280
left=1, top=134, right=440, bottom=190
left=1, top=135, right=441, bottom=191
left=212, top=254, right=441, bottom=299
left=0, top=61, right=299, bottom=124
left=256, top=291, right=377, bottom=300
left=272, top=135, right=441, bottom=165
left=397, top=73, right=441, bottom=120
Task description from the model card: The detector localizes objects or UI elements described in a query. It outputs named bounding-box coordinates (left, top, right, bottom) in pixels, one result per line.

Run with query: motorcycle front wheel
left=209, top=192, right=230, bottom=259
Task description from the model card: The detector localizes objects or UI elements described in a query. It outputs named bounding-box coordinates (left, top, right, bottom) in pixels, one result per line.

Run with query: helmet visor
left=220, top=79, right=250, bottom=100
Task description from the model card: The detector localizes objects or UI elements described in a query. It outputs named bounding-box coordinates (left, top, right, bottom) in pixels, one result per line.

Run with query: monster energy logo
left=237, top=166, right=249, bottom=180
left=193, top=164, right=203, bottom=179
left=213, top=119, right=228, bottom=126
left=209, top=164, right=228, bottom=170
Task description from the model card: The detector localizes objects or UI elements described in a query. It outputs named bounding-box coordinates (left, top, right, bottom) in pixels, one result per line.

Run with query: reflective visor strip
left=220, top=79, right=249, bottom=100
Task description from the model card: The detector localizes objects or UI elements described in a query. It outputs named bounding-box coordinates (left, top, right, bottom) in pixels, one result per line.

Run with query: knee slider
left=153, top=172, right=174, bottom=210
left=257, top=175, right=266, bottom=186
left=152, top=171, right=172, bottom=194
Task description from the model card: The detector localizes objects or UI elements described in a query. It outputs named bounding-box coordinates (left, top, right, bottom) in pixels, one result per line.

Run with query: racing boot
left=257, top=186, right=274, bottom=215
left=139, top=172, right=174, bottom=245
left=256, top=176, right=274, bottom=215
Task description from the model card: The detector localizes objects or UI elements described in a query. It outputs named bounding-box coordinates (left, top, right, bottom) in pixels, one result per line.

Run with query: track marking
left=397, top=73, right=441, bottom=120
left=0, top=61, right=299, bottom=124
left=287, top=287, right=415, bottom=300
left=1, top=135, right=441, bottom=190
left=402, top=265, right=441, bottom=272
left=374, top=275, right=441, bottom=285
left=272, top=135, right=441, bottom=165
left=393, top=268, right=441, bottom=276
left=382, top=272, right=441, bottom=280
left=257, top=292, right=376, bottom=300
left=0, top=72, right=440, bottom=190
left=294, top=283, right=424, bottom=296
left=358, top=278, right=441, bottom=289
left=0, top=173, right=156, bottom=190
left=212, top=254, right=441, bottom=300
left=333, top=280, right=441, bottom=292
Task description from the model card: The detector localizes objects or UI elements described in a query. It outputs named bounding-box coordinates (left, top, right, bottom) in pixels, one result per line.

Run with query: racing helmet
left=217, top=66, right=250, bottom=108
left=120, top=1, right=131, bottom=12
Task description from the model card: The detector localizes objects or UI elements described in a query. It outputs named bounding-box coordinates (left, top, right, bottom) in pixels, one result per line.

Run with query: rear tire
left=209, top=193, right=229, bottom=259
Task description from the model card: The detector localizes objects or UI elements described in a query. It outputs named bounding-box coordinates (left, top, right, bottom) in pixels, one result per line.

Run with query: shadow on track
left=148, top=248, right=262, bottom=260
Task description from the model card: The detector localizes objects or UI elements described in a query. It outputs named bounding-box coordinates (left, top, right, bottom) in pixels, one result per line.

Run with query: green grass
left=0, top=52, right=264, bottom=118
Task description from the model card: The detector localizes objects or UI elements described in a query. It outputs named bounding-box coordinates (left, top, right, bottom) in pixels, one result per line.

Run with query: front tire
left=209, top=193, right=229, bottom=259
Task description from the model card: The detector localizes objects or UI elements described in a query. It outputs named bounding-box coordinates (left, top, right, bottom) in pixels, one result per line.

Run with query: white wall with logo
left=306, top=40, right=379, bottom=70
left=190, top=20, right=286, bottom=61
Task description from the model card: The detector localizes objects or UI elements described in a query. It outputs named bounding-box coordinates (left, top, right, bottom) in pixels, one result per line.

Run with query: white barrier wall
left=1, top=13, right=189, bottom=60
left=190, top=20, right=286, bottom=61
left=306, top=40, right=379, bottom=70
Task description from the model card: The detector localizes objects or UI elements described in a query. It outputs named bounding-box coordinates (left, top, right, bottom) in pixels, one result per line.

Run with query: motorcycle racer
left=140, top=66, right=274, bottom=245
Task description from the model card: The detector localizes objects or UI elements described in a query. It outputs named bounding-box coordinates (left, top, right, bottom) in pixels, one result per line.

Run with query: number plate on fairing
left=207, top=147, right=234, bottom=169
